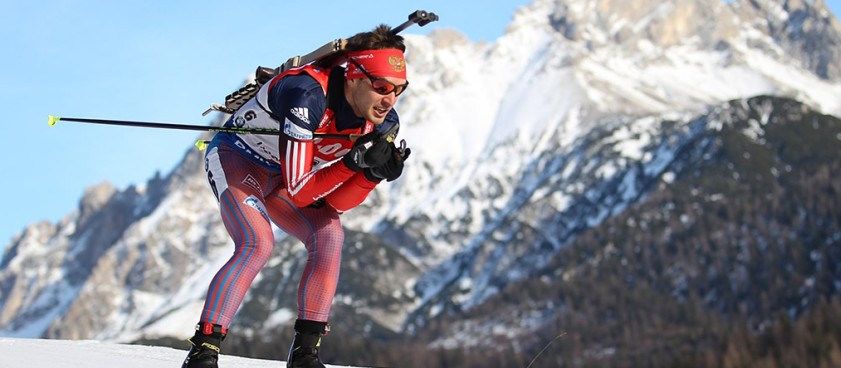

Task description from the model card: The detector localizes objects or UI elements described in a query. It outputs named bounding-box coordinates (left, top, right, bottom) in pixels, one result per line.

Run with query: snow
left=105, top=249, right=233, bottom=342
left=0, top=338, right=361, bottom=368
left=0, top=280, right=81, bottom=339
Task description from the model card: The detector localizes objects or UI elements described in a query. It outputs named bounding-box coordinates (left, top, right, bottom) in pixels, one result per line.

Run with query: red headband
left=345, top=49, right=407, bottom=80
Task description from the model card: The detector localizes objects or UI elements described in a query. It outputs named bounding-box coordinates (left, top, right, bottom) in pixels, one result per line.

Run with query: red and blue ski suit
left=200, top=65, right=397, bottom=326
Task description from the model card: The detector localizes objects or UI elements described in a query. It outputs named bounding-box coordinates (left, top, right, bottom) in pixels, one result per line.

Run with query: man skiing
left=182, top=24, right=411, bottom=368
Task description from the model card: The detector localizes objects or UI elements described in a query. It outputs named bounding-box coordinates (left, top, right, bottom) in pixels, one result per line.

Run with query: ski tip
left=194, top=139, right=209, bottom=151
left=48, top=115, right=61, bottom=126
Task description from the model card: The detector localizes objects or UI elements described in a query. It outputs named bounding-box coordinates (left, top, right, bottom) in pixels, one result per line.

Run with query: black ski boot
left=287, top=319, right=328, bottom=368
left=182, top=322, right=227, bottom=368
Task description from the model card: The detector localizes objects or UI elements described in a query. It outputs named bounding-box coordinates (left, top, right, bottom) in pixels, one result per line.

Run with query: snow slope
left=0, top=338, right=359, bottom=368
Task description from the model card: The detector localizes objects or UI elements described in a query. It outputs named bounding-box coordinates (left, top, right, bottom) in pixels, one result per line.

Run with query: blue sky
left=0, top=1, right=533, bottom=248
left=1, top=1, right=840, bottom=249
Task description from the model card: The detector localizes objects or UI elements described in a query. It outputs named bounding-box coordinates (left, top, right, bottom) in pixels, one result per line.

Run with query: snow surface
left=0, top=338, right=359, bottom=368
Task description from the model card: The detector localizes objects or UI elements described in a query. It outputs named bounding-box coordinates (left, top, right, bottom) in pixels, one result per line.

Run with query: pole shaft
left=59, top=117, right=284, bottom=135
left=54, top=116, right=357, bottom=139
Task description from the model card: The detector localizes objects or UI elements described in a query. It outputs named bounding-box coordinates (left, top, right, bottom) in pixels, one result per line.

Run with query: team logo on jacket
left=388, top=56, right=406, bottom=72
left=290, top=107, right=310, bottom=124
left=284, top=118, right=313, bottom=140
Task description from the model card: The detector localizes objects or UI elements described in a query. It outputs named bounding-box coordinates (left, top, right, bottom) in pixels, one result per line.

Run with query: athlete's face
left=345, top=75, right=406, bottom=125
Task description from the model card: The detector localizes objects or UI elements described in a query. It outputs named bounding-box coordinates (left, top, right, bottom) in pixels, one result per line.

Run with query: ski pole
left=49, top=115, right=285, bottom=136
left=48, top=115, right=359, bottom=140
left=193, top=117, right=400, bottom=151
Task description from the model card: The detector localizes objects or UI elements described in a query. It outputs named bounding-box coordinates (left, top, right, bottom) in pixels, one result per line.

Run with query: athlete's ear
left=344, top=77, right=364, bottom=99
left=344, top=77, right=361, bottom=89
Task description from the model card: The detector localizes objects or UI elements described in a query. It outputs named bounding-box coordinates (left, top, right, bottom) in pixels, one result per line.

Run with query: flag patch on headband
left=346, top=49, right=407, bottom=80
left=388, top=56, right=406, bottom=72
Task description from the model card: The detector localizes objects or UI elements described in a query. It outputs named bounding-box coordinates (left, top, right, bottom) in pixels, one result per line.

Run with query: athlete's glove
left=364, top=140, right=411, bottom=182
left=342, top=132, right=393, bottom=171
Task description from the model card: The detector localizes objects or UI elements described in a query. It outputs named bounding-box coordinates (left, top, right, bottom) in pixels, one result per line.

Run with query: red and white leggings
left=201, top=141, right=344, bottom=328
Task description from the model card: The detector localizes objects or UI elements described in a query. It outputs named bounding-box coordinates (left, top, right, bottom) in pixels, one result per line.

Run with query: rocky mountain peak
left=733, top=0, right=841, bottom=79
left=79, top=181, right=115, bottom=213
left=516, top=0, right=841, bottom=80
left=539, top=0, right=736, bottom=47
left=426, top=28, right=471, bottom=49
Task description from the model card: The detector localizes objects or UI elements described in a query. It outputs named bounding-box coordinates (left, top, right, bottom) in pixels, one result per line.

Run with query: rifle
left=201, top=10, right=439, bottom=116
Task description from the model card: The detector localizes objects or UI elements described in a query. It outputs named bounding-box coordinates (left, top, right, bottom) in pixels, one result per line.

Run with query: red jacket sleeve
left=284, top=139, right=358, bottom=207
left=325, top=172, right=379, bottom=212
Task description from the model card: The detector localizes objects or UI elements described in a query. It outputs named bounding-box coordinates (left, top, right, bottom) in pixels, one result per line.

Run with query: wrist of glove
left=364, top=143, right=411, bottom=182
left=342, top=132, right=393, bottom=172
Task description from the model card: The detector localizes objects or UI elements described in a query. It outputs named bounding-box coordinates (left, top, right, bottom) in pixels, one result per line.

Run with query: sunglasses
left=348, top=58, right=409, bottom=97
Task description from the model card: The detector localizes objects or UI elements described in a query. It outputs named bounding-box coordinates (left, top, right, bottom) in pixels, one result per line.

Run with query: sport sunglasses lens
left=349, top=58, right=408, bottom=96
left=372, top=79, right=408, bottom=96
left=372, top=80, right=395, bottom=94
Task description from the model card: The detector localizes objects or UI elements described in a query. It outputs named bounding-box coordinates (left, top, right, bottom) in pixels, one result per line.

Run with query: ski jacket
left=216, top=65, right=398, bottom=211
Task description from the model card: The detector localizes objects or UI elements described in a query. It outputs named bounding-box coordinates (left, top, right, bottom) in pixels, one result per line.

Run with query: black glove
left=364, top=142, right=411, bottom=182
left=342, top=132, right=393, bottom=171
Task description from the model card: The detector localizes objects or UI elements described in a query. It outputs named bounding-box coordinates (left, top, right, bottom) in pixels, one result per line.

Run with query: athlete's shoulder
left=385, top=108, right=399, bottom=124
left=274, top=73, right=326, bottom=98
left=267, top=73, right=328, bottom=132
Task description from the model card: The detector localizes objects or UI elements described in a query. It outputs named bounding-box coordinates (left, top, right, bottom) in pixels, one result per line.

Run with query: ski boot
left=182, top=322, right=227, bottom=368
left=287, top=319, right=329, bottom=368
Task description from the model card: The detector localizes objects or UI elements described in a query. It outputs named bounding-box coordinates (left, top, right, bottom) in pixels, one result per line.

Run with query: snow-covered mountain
left=2, top=0, right=840, bottom=365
